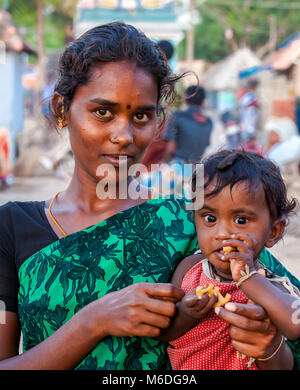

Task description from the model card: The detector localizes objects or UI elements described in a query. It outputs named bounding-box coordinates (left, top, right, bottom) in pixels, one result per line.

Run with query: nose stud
left=110, top=135, right=118, bottom=141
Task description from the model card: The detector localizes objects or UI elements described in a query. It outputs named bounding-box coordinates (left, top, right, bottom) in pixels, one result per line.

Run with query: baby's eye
left=134, top=113, right=151, bottom=123
left=95, top=109, right=113, bottom=119
left=234, top=216, right=248, bottom=224
left=204, top=214, right=216, bottom=223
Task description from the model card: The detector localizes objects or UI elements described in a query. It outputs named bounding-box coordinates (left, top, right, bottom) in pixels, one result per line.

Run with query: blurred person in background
left=241, top=133, right=264, bottom=155
left=0, top=127, right=11, bottom=189
left=142, top=40, right=174, bottom=171
left=239, top=79, right=260, bottom=140
left=163, top=85, right=213, bottom=164
left=265, top=116, right=300, bottom=171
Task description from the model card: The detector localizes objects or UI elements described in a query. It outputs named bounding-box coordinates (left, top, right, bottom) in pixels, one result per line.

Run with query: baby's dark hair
left=49, top=21, right=183, bottom=129
left=192, top=149, right=297, bottom=221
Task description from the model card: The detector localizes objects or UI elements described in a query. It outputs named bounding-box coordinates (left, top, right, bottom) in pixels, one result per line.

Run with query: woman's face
left=65, top=60, right=159, bottom=182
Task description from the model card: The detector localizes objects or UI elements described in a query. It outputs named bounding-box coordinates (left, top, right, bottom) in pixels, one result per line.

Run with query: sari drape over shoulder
left=17, top=196, right=300, bottom=370
left=18, top=196, right=198, bottom=369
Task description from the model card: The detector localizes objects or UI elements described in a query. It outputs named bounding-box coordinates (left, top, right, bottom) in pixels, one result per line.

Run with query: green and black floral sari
left=17, top=196, right=300, bottom=370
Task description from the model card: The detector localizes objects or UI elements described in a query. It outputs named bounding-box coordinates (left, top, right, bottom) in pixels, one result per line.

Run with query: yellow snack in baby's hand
left=196, top=283, right=231, bottom=308
left=196, top=283, right=214, bottom=296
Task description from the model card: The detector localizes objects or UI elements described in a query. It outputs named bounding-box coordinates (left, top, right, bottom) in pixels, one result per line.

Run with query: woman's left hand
left=215, top=300, right=294, bottom=369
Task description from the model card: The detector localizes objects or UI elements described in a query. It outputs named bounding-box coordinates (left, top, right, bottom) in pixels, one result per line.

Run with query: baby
left=159, top=149, right=300, bottom=370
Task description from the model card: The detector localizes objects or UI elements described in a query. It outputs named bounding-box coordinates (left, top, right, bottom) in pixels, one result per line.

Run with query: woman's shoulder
left=0, top=200, right=45, bottom=224
left=0, top=200, right=58, bottom=271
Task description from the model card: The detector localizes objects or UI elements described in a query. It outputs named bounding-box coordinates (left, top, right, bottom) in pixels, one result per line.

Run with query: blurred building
left=74, top=0, right=182, bottom=40
left=74, top=0, right=183, bottom=70
left=0, top=11, right=35, bottom=160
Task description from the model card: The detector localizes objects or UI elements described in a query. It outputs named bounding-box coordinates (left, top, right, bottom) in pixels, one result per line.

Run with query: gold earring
left=58, top=101, right=65, bottom=130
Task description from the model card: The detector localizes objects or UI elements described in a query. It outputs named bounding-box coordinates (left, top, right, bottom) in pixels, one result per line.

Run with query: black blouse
left=0, top=201, right=58, bottom=312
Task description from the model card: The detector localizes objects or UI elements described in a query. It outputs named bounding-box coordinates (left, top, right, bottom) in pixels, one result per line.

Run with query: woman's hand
left=215, top=300, right=294, bottom=369
left=88, top=283, right=185, bottom=339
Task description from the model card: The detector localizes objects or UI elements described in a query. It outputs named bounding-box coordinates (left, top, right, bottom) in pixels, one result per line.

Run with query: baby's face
left=194, top=181, right=275, bottom=280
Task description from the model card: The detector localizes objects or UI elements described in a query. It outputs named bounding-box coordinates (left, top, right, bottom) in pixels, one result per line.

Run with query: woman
left=0, top=22, right=298, bottom=370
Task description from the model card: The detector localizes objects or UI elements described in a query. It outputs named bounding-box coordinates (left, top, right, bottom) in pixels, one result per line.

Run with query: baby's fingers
left=194, top=293, right=218, bottom=314
left=184, top=294, right=203, bottom=308
left=204, top=293, right=219, bottom=312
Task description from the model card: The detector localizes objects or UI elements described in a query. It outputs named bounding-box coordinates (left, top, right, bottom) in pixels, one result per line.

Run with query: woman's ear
left=264, top=218, right=286, bottom=248
left=52, top=93, right=68, bottom=128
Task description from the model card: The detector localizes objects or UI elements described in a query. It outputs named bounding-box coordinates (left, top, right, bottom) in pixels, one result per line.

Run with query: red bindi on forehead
left=126, top=105, right=131, bottom=110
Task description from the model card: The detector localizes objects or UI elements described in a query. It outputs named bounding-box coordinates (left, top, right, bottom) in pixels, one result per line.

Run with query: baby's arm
left=237, top=274, right=300, bottom=340
left=157, top=254, right=218, bottom=341
left=222, top=234, right=300, bottom=340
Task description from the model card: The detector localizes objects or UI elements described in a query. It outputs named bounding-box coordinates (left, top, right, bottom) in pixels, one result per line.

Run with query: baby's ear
left=264, top=218, right=286, bottom=248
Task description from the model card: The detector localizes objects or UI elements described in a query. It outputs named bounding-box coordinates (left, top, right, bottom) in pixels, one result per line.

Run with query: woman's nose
left=109, top=120, right=133, bottom=146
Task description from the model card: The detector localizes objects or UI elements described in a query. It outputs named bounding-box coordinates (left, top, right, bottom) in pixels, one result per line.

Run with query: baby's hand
left=221, top=233, right=257, bottom=283
left=180, top=288, right=218, bottom=319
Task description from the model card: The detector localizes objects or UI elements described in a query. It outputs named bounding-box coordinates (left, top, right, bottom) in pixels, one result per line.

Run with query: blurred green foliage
left=8, top=0, right=73, bottom=50
left=178, top=0, right=300, bottom=62
left=5, top=0, right=300, bottom=62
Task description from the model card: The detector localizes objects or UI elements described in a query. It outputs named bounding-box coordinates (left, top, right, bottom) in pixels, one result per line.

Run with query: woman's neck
left=63, top=167, right=150, bottom=214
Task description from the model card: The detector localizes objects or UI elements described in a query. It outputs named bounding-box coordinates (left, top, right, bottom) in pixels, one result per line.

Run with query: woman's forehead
left=73, top=61, right=158, bottom=103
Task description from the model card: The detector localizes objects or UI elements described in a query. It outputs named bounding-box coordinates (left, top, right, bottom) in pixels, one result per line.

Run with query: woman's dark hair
left=49, top=22, right=183, bottom=128
left=192, top=149, right=297, bottom=221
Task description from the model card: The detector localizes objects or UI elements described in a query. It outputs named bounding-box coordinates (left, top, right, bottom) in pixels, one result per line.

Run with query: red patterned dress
left=168, top=259, right=259, bottom=370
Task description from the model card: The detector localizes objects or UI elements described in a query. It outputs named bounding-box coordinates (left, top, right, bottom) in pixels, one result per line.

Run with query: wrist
left=77, top=299, right=109, bottom=340
left=256, top=334, right=293, bottom=370
left=236, top=265, right=258, bottom=287
left=258, top=334, right=285, bottom=361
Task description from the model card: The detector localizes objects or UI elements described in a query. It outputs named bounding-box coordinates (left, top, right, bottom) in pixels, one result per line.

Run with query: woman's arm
left=0, top=283, right=183, bottom=369
left=0, top=305, right=105, bottom=369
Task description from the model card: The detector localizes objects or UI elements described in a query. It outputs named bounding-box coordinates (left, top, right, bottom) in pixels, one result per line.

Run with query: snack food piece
left=223, top=246, right=235, bottom=254
left=196, top=283, right=231, bottom=308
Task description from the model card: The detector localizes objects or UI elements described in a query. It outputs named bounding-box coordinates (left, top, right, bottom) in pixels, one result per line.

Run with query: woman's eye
left=95, top=109, right=113, bottom=119
left=235, top=216, right=248, bottom=224
left=204, top=214, right=216, bottom=223
left=134, top=113, right=150, bottom=123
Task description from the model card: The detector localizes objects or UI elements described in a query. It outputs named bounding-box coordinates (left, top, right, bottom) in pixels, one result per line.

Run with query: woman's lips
left=103, top=155, right=134, bottom=165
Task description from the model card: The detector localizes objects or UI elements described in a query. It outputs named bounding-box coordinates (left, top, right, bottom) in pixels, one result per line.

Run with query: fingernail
left=224, top=302, right=236, bottom=311
left=214, top=307, right=220, bottom=315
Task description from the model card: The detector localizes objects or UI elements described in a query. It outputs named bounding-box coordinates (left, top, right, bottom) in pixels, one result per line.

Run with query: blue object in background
left=0, top=51, right=26, bottom=161
left=295, top=98, right=300, bottom=134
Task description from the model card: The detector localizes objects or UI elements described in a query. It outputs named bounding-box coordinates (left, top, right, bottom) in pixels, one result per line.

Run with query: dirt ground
left=0, top=175, right=299, bottom=280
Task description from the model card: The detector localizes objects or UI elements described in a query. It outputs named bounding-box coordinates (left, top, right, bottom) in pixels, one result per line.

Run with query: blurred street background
left=1, top=0, right=300, bottom=278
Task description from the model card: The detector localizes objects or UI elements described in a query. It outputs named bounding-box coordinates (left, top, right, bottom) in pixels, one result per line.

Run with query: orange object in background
left=0, top=128, right=11, bottom=178
left=272, top=97, right=295, bottom=120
